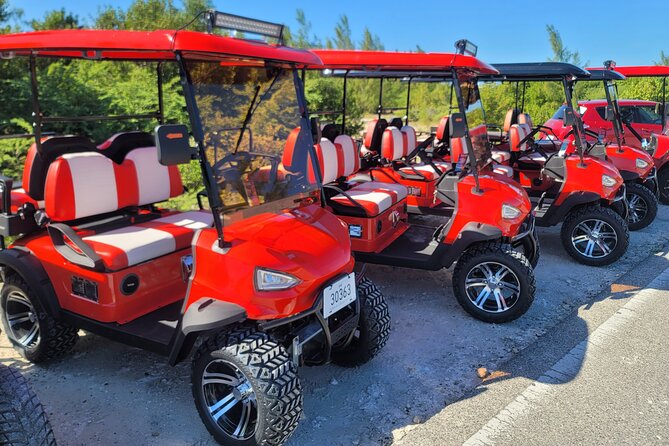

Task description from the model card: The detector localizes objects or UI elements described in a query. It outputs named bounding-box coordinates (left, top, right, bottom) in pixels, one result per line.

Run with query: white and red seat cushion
left=330, top=182, right=407, bottom=217
left=491, top=149, right=512, bottom=163
left=509, top=124, right=532, bottom=152
left=399, top=163, right=444, bottom=180
left=493, top=164, right=514, bottom=178
left=124, top=146, right=183, bottom=205
left=381, top=127, right=406, bottom=161
left=436, top=116, right=449, bottom=142
left=82, top=211, right=214, bottom=270
left=401, top=126, right=417, bottom=155
left=517, top=113, right=533, bottom=128
left=310, top=138, right=341, bottom=184
left=503, top=108, right=520, bottom=133
left=334, top=134, right=359, bottom=176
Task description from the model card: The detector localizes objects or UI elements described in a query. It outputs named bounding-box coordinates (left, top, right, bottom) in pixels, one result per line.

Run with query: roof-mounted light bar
left=454, top=39, right=478, bottom=57
left=205, top=10, right=284, bottom=44
left=604, top=60, right=616, bottom=70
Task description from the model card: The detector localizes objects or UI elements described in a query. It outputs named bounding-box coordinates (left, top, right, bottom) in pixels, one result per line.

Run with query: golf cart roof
left=309, top=49, right=498, bottom=75
left=0, top=29, right=321, bottom=65
left=581, top=68, right=626, bottom=81
left=483, top=62, right=590, bottom=81
left=589, top=65, right=669, bottom=77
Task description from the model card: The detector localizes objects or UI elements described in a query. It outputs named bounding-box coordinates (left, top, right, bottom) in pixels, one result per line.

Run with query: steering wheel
left=212, top=151, right=280, bottom=202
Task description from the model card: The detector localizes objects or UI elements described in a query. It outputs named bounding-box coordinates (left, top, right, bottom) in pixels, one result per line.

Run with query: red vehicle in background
left=301, top=45, right=539, bottom=323
left=581, top=65, right=669, bottom=204
left=0, top=12, right=390, bottom=446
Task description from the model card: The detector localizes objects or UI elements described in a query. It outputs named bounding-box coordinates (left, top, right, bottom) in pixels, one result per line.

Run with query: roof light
left=604, top=60, right=616, bottom=70
left=454, top=39, right=478, bottom=57
left=205, top=10, right=284, bottom=44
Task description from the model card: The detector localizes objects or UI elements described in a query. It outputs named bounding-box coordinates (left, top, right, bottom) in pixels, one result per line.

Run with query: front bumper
left=612, top=183, right=629, bottom=220
left=642, top=167, right=659, bottom=196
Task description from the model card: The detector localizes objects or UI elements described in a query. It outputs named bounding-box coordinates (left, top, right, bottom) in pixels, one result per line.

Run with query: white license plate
left=322, top=273, right=357, bottom=318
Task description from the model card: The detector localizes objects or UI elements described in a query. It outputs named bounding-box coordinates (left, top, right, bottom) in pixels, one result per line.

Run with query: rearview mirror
left=563, top=107, right=576, bottom=127
left=155, top=124, right=194, bottom=165
left=449, top=113, right=467, bottom=139
left=604, top=105, right=615, bottom=122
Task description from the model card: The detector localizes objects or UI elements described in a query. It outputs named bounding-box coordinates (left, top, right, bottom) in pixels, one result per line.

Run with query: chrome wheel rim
left=571, top=219, right=618, bottom=259
left=4, top=291, right=40, bottom=349
left=465, top=262, right=521, bottom=313
left=201, top=359, right=257, bottom=440
left=627, top=192, right=648, bottom=224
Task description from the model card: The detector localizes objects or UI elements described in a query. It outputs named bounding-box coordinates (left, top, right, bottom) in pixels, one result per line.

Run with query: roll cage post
left=451, top=70, right=482, bottom=193
left=562, top=77, right=586, bottom=166
left=602, top=78, right=625, bottom=150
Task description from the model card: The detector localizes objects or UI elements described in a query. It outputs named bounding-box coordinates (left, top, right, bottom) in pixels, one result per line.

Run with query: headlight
left=502, top=204, right=522, bottom=220
left=255, top=268, right=300, bottom=291
left=602, top=174, right=617, bottom=187
left=635, top=158, right=649, bottom=170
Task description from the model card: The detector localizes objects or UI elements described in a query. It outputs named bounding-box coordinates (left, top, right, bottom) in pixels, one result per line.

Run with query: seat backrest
left=436, top=116, right=450, bottom=142
left=334, top=134, right=359, bottom=177
left=401, top=125, right=417, bottom=155
left=508, top=123, right=532, bottom=152
left=362, top=119, right=388, bottom=153
left=450, top=136, right=468, bottom=163
left=23, top=136, right=98, bottom=201
left=517, top=113, right=533, bottom=128
left=98, top=131, right=155, bottom=164
left=503, top=108, right=520, bottom=132
left=311, top=138, right=340, bottom=184
left=381, top=126, right=406, bottom=161
left=44, top=147, right=183, bottom=222
left=321, top=123, right=341, bottom=143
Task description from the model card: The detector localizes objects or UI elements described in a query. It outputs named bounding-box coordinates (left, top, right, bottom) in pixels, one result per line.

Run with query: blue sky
left=8, top=0, right=669, bottom=66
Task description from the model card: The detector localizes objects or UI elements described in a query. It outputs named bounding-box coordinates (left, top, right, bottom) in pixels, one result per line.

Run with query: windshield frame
left=562, top=77, right=587, bottom=160
left=177, top=53, right=321, bottom=246
left=602, top=79, right=625, bottom=148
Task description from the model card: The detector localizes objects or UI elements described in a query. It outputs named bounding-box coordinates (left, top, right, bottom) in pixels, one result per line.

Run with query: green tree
left=546, top=24, right=585, bottom=67
left=293, top=9, right=321, bottom=48
left=333, top=15, right=354, bottom=49
left=30, top=8, right=79, bottom=30
left=654, top=51, right=669, bottom=65
left=360, top=28, right=383, bottom=50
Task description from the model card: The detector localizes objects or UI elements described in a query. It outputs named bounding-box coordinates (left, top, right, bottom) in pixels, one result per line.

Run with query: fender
left=538, top=191, right=601, bottom=227
left=0, top=248, right=62, bottom=319
left=168, top=297, right=246, bottom=365
left=618, top=169, right=640, bottom=182
left=440, top=222, right=503, bottom=268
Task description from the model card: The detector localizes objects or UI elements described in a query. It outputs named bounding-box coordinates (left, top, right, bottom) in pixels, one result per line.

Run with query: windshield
left=184, top=62, right=319, bottom=223
left=453, top=75, right=491, bottom=169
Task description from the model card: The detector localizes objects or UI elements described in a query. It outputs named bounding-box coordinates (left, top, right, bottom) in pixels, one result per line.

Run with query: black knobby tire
left=560, top=205, right=629, bottom=266
left=192, top=326, right=302, bottom=446
left=332, top=277, right=391, bottom=367
left=453, top=242, right=536, bottom=324
left=658, top=167, right=669, bottom=205
left=0, top=365, right=57, bottom=446
left=0, top=274, right=78, bottom=363
left=625, top=182, right=658, bottom=231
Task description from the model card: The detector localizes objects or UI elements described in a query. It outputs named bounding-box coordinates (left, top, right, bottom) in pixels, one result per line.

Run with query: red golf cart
left=583, top=65, right=669, bottom=204
left=539, top=63, right=658, bottom=230
left=302, top=47, right=538, bottom=323
left=475, top=62, right=630, bottom=266
left=0, top=12, right=390, bottom=446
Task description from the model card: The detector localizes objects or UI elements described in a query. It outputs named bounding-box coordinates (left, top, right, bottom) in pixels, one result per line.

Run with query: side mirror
left=604, top=105, right=615, bottom=122
left=563, top=107, right=576, bottom=127
left=155, top=124, right=194, bottom=165
left=449, top=113, right=467, bottom=139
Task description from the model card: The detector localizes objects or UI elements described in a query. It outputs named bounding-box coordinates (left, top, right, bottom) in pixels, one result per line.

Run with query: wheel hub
left=232, top=381, right=254, bottom=401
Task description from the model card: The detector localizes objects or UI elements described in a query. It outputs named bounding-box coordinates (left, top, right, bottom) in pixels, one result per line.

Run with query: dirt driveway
left=2, top=206, right=668, bottom=446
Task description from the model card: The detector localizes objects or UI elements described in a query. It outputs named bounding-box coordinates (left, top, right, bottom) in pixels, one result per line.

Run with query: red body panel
left=443, top=173, right=531, bottom=242
left=554, top=155, right=623, bottom=204
left=12, top=233, right=187, bottom=324
left=330, top=201, right=410, bottom=253
left=186, top=205, right=354, bottom=320
left=651, top=134, right=669, bottom=170
left=604, top=144, right=654, bottom=179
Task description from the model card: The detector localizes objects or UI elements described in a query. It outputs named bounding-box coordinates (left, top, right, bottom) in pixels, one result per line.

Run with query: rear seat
left=307, top=131, right=407, bottom=217
left=44, top=147, right=212, bottom=271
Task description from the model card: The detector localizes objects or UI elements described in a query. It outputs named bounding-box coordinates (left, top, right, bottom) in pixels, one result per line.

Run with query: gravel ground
left=1, top=206, right=668, bottom=446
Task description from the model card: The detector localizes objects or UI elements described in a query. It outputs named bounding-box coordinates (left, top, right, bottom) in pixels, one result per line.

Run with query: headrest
left=517, top=113, right=533, bottom=128
left=98, top=131, right=155, bottom=164
left=503, top=108, right=520, bottom=132
left=509, top=124, right=533, bottom=152
left=23, top=136, right=98, bottom=201
left=388, top=117, right=404, bottom=129
left=362, top=119, right=388, bottom=152
left=436, top=116, right=450, bottom=142
left=321, top=123, right=341, bottom=142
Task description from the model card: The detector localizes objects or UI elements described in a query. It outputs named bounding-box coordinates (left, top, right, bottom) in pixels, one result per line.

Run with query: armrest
left=47, top=223, right=105, bottom=271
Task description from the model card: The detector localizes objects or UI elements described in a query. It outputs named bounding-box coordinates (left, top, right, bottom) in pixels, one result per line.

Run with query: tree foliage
left=546, top=24, right=585, bottom=67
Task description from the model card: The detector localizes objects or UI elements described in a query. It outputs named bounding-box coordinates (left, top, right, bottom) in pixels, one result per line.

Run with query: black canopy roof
left=482, top=62, right=590, bottom=81
left=581, top=68, right=626, bottom=81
